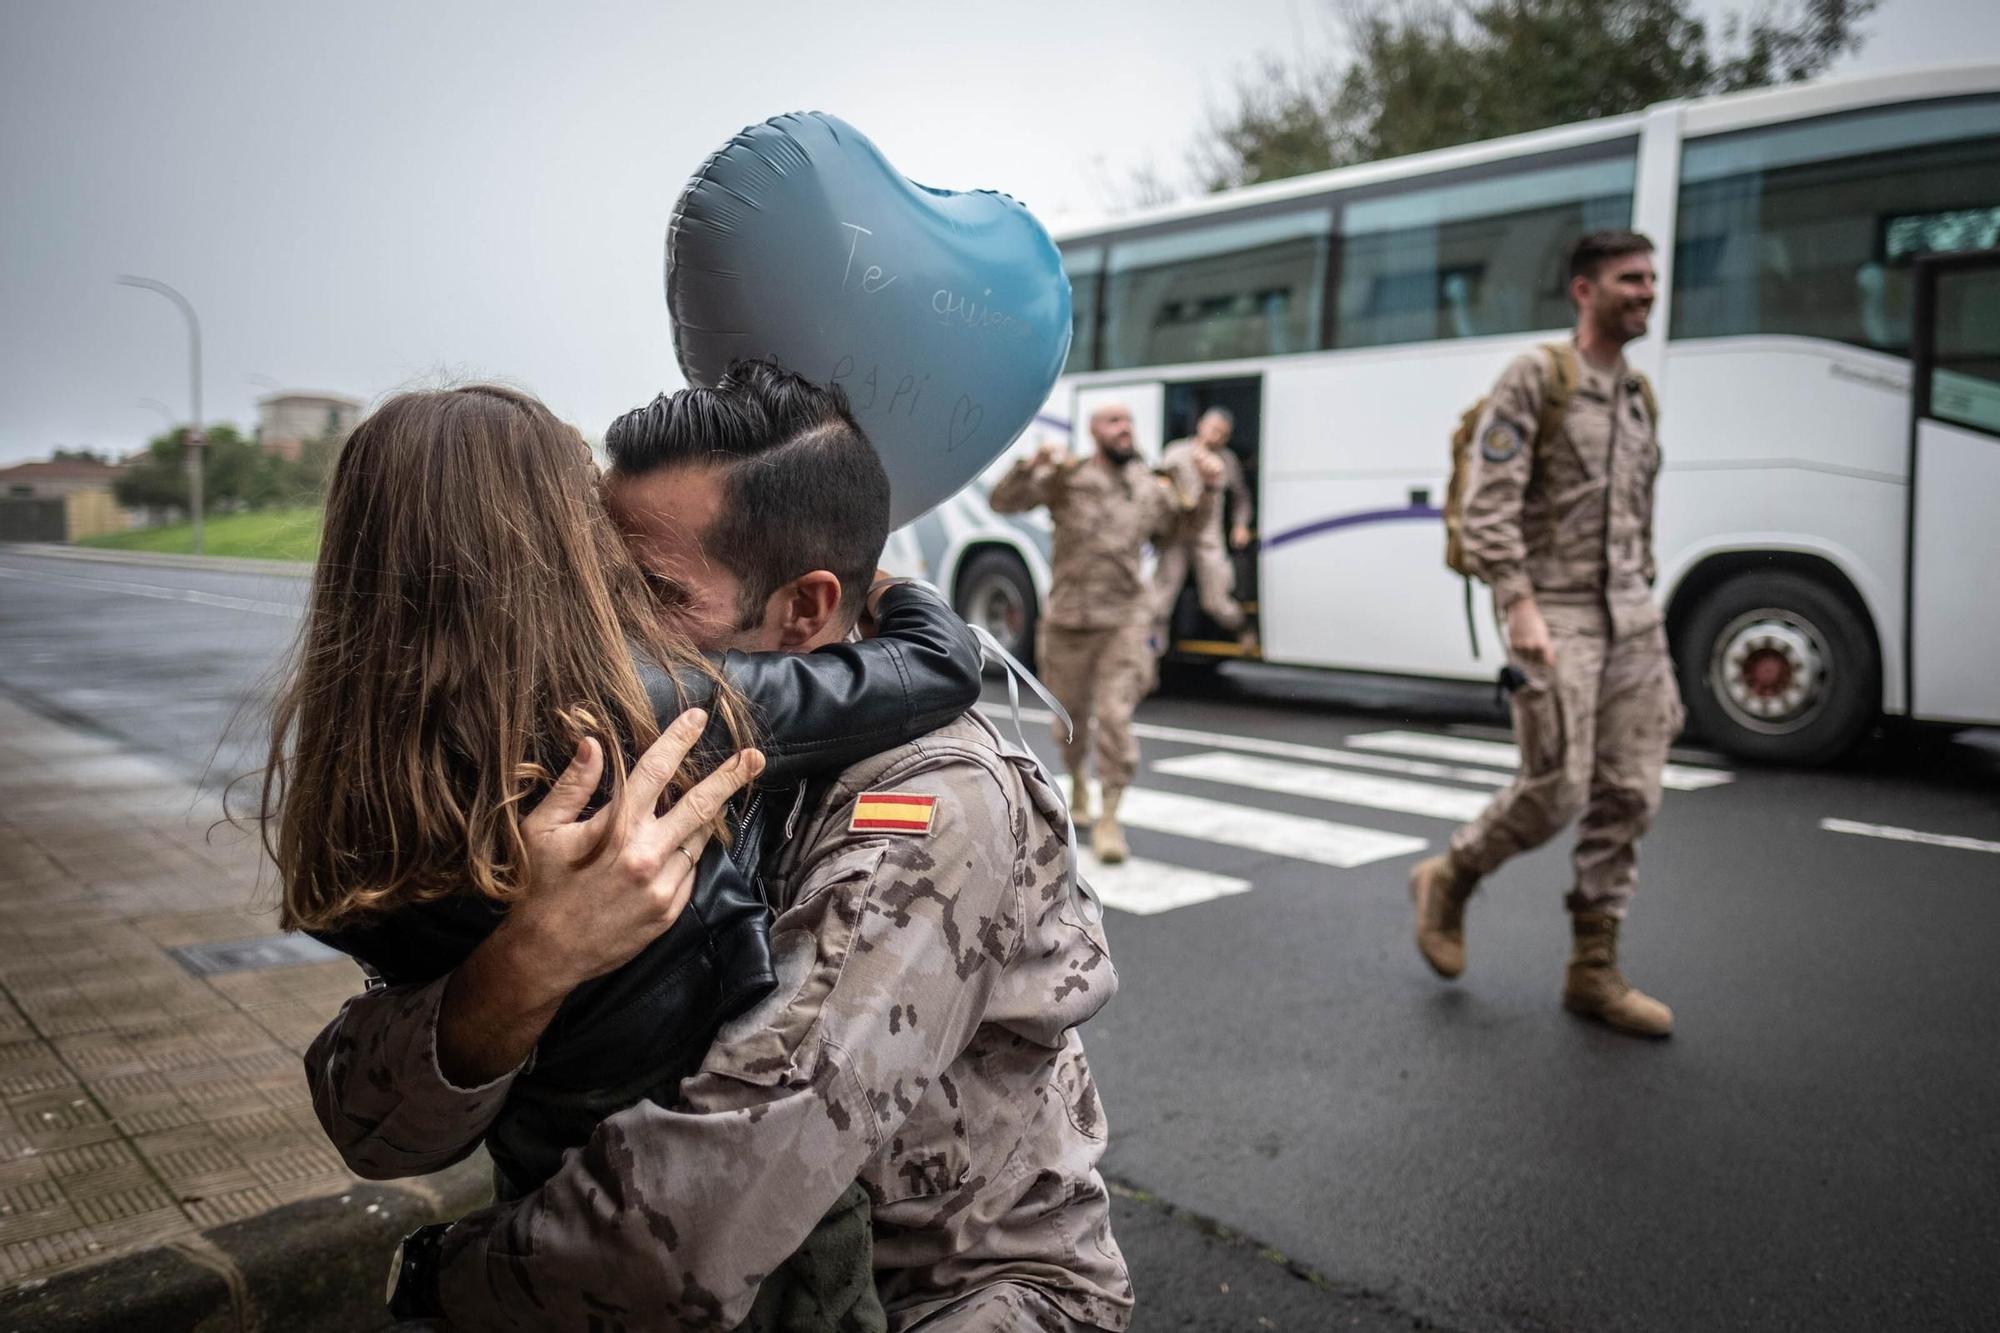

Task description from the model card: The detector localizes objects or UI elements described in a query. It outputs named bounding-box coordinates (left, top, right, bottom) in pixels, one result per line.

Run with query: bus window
left=1334, top=149, right=1636, bottom=350
left=1672, top=97, right=2000, bottom=352
left=1101, top=210, right=1332, bottom=370
left=1061, top=244, right=1104, bottom=373
left=1929, top=263, right=2000, bottom=437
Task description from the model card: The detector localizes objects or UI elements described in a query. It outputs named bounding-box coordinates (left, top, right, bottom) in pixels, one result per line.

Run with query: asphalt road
left=4, top=546, right=1998, bottom=1332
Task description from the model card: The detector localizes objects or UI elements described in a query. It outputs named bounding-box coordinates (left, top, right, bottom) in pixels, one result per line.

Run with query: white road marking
left=1345, top=729, right=1735, bottom=791
left=1005, top=707, right=1510, bottom=787
left=1819, top=818, right=2000, bottom=855
left=0, top=564, right=301, bottom=619
left=1077, top=853, right=1251, bottom=916
left=1152, top=752, right=1493, bottom=822
left=1116, top=787, right=1425, bottom=868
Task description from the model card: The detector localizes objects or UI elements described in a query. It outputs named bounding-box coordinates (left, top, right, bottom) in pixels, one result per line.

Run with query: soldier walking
left=1413, top=230, right=1682, bottom=1038
left=1153, top=407, right=1256, bottom=650
left=991, top=405, right=1212, bottom=864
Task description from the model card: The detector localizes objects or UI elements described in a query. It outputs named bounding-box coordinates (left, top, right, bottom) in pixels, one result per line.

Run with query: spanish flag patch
left=850, top=791, right=939, bottom=835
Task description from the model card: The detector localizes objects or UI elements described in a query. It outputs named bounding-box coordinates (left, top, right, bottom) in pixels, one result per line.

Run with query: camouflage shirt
left=1159, top=440, right=1250, bottom=546
left=989, top=452, right=1187, bottom=631
left=1459, top=347, right=1664, bottom=640
left=306, top=712, right=1131, bottom=1332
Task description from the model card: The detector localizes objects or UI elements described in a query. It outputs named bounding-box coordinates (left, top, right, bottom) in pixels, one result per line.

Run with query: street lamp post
left=116, top=275, right=204, bottom=555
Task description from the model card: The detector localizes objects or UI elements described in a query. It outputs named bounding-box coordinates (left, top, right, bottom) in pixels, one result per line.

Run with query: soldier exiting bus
left=1413, top=229, right=1682, bottom=1038
left=1153, top=407, right=1255, bottom=651
left=991, top=405, right=1214, bottom=864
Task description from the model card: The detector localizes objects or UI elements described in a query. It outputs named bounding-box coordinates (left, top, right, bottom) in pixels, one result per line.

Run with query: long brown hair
left=267, top=385, right=748, bottom=932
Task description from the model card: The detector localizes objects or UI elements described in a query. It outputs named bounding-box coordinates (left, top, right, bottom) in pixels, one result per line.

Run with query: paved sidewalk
left=0, top=694, right=485, bottom=1328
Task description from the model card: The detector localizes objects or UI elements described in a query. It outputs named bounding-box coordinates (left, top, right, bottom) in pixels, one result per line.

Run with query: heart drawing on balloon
left=945, top=395, right=984, bottom=454
left=667, top=112, right=1072, bottom=525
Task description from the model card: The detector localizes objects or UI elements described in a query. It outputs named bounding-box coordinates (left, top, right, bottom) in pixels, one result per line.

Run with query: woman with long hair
left=266, top=382, right=979, bottom=1328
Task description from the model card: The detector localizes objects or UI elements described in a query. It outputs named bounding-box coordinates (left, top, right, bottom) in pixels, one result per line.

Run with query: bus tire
left=1673, top=570, right=1878, bottom=765
left=954, top=549, right=1038, bottom=671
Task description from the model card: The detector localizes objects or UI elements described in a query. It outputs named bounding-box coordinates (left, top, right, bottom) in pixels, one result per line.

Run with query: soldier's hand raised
left=1032, top=439, right=1069, bottom=470
left=1195, top=451, right=1224, bottom=487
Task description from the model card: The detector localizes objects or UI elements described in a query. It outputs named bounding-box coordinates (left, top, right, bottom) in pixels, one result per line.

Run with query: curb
left=0, top=1156, right=494, bottom=1333
left=0, top=543, right=310, bottom=578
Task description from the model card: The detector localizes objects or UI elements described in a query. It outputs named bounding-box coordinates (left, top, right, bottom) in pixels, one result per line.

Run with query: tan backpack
left=1445, top=342, right=1578, bottom=576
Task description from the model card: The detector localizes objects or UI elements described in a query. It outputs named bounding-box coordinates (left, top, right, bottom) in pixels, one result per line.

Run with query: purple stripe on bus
left=1033, top=413, right=1072, bottom=432
left=1262, top=504, right=1443, bottom=552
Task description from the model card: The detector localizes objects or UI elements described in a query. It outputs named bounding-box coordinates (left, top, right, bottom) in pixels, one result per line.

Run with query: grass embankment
left=82, top=507, right=323, bottom=562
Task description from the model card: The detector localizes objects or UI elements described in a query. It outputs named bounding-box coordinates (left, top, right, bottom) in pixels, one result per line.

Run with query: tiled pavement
left=0, top=694, right=471, bottom=1295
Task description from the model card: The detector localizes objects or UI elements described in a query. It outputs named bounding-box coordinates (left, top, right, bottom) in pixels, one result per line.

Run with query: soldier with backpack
left=1416, top=229, right=1683, bottom=1038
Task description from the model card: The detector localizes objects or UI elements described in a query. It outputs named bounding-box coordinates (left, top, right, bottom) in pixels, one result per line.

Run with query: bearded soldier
left=990, top=405, right=1214, bottom=864
left=1411, top=230, right=1682, bottom=1038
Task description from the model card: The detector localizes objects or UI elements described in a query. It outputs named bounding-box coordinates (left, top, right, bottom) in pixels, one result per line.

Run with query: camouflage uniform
left=1451, top=346, right=1683, bottom=916
left=306, top=712, right=1132, bottom=1332
left=988, top=453, right=1184, bottom=790
left=1152, top=439, right=1249, bottom=639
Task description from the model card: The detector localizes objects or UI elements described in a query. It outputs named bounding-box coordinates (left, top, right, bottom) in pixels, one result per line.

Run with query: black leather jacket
left=316, top=582, right=982, bottom=1195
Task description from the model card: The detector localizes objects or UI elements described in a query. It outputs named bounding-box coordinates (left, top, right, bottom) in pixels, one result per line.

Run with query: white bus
left=887, top=64, right=2000, bottom=765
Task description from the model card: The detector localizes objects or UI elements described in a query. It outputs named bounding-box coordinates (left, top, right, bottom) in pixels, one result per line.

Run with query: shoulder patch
left=850, top=791, right=938, bottom=835
left=1480, top=421, right=1522, bottom=464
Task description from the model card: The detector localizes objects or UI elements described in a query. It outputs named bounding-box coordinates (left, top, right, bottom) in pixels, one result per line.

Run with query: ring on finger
left=673, top=844, right=698, bottom=874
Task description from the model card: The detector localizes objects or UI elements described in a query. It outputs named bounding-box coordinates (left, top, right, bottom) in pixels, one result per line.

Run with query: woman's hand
left=508, top=707, right=765, bottom=992
left=435, top=709, right=764, bottom=1087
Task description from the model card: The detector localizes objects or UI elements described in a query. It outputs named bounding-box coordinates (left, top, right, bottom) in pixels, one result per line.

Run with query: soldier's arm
left=1459, top=355, right=1545, bottom=611
left=988, top=452, right=1060, bottom=514
left=431, top=755, right=1026, bottom=1331
left=303, top=973, right=520, bottom=1181
left=1225, top=451, right=1253, bottom=534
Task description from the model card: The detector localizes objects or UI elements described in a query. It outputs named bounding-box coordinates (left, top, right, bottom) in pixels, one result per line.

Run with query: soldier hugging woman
left=265, top=364, right=1132, bottom=1331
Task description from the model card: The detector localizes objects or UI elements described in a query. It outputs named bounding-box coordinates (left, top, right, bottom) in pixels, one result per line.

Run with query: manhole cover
left=170, top=933, right=341, bottom=977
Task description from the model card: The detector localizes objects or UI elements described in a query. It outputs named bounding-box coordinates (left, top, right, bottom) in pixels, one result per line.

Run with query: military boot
left=1562, top=911, right=1674, bottom=1037
left=1409, top=853, right=1477, bottom=979
left=1092, top=787, right=1129, bottom=865
left=1067, top=772, right=1097, bottom=827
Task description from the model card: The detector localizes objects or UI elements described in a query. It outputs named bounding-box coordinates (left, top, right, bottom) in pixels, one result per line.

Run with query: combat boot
left=1092, top=787, right=1129, bottom=865
left=1409, top=853, right=1477, bottom=979
left=1562, top=911, right=1674, bottom=1037
left=1067, top=772, right=1096, bottom=826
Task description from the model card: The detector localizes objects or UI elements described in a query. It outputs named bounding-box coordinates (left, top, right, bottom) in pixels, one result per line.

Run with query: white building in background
left=256, top=391, right=362, bottom=462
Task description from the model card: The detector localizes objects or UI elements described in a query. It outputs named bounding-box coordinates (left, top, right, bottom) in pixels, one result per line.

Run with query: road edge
left=0, top=542, right=310, bottom=577
left=0, top=1158, right=494, bottom=1332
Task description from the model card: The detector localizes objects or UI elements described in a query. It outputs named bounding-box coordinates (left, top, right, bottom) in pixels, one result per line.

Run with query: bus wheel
left=955, top=550, right=1038, bottom=670
left=1674, top=570, right=1877, bottom=765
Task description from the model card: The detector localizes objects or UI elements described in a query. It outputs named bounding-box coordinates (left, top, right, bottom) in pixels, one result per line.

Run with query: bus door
left=1906, top=250, right=2000, bottom=726
left=1160, top=375, right=1262, bottom=659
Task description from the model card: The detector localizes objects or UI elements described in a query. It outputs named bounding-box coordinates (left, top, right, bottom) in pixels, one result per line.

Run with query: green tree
left=1192, top=0, right=1876, bottom=191
left=52, top=447, right=113, bottom=465
left=113, top=424, right=292, bottom=513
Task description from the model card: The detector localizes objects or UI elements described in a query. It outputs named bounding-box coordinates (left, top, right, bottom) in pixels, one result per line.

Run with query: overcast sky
left=2, top=0, right=1995, bottom=464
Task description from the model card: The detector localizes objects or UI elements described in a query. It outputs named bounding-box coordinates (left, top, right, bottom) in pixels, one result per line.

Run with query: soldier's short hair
left=606, top=359, right=891, bottom=628
left=1199, top=406, right=1235, bottom=428
left=1569, top=229, right=1655, bottom=285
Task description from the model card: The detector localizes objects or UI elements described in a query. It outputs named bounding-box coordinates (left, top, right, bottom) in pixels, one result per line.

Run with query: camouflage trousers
left=1448, top=603, right=1684, bottom=917
left=1037, top=621, right=1154, bottom=791
left=1151, top=535, right=1244, bottom=641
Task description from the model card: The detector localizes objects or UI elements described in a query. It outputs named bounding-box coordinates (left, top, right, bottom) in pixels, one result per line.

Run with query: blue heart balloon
left=667, top=112, right=1072, bottom=526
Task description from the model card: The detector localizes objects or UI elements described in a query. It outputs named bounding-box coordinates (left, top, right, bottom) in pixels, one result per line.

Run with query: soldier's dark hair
left=1569, top=229, right=1655, bottom=284
left=605, top=359, right=891, bottom=628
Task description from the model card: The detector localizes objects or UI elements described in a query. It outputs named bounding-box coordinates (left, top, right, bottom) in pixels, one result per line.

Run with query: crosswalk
left=1010, top=711, right=1740, bottom=917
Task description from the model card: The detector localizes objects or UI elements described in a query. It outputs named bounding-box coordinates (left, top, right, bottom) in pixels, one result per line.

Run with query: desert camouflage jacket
left=1459, top=347, right=1664, bottom=640
left=989, top=452, right=1189, bottom=631
left=305, top=712, right=1131, bottom=1332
